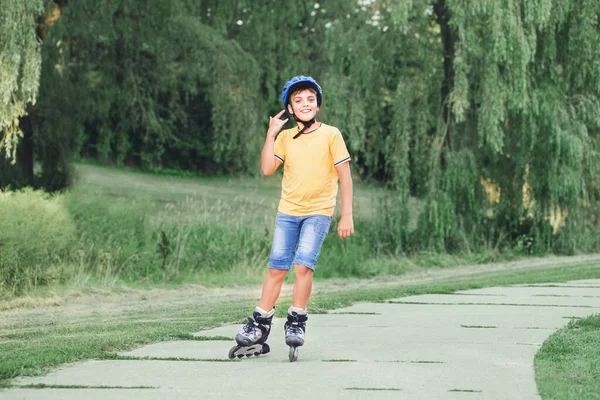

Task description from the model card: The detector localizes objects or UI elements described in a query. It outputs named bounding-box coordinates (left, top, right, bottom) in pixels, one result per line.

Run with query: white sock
left=288, top=306, right=307, bottom=316
left=254, top=306, right=275, bottom=318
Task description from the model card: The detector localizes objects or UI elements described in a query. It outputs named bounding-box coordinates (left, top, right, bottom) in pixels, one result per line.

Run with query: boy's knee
left=294, top=264, right=313, bottom=278
left=267, top=268, right=288, bottom=281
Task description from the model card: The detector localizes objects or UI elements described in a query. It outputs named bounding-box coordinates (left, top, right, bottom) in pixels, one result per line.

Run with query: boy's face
left=287, top=88, right=319, bottom=122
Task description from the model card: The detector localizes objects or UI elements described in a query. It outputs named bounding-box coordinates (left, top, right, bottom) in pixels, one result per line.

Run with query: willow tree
left=1, top=0, right=67, bottom=189
left=45, top=0, right=263, bottom=174
left=314, top=1, right=442, bottom=251
left=413, top=0, right=600, bottom=252
left=274, top=0, right=599, bottom=254
left=6, top=0, right=597, bottom=254
left=197, top=1, right=363, bottom=117
left=0, top=0, right=44, bottom=162
left=198, top=1, right=437, bottom=178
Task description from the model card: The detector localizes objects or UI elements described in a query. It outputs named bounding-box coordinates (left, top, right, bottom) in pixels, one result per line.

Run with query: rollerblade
left=228, top=309, right=273, bottom=359
left=284, top=311, right=308, bottom=362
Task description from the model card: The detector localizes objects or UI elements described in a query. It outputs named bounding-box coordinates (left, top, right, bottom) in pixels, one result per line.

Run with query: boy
left=229, top=76, right=354, bottom=361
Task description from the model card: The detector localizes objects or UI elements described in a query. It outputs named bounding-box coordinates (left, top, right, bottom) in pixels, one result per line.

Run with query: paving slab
left=387, top=293, right=600, bottom=308
left=4, top=279, right=600, bottom=400
left=8, top=358, right=536, bottom=399
left=518, top=281, right=600, bottom=288
left=562, top=279, right=600, bottom=285
left=456, top=285, right=600, bottom=298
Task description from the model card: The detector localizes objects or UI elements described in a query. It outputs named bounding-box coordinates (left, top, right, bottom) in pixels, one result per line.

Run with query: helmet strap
left=292, top=116, right=317, bottom=139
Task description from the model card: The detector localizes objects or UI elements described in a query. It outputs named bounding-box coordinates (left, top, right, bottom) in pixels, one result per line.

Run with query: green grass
left=460, top=325, right=497, bottom=329
left=101, top=354, right=238, bottom=362
left=1, top=262, right=600, bottom=384
left=387, top=301, right=594, bottom=308
left=375, top=360, right=445, bottom=363
left=183, top=335, right=232, bottom=341
left=535, top=314, right=600, bottom=400
left=0, top=163, right=539, bottom=297
left=2, top=383, right=156, bottom=389
left=409, top=360, right=445, bottom=364
left=1, top=163, right=390, bottom=295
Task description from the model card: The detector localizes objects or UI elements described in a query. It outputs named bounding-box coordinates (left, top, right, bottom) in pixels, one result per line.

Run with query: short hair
left=289, top=84, right=318, bottom=102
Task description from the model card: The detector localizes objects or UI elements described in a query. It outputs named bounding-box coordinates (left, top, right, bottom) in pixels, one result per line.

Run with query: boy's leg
left=232, top=213, right=300, bottom=354
left=233, top=270, right=286, bottom=349
left=284, top=264, right=314, bottom=349
left=285, top=215, right=332, bottom=349
left=291, top=214, right=332, bottom=309
left=291, top=264, right=313, bottom=309
left=259, top=268, right=288, bottom=311
left=259, top=211, right=301, bottom=310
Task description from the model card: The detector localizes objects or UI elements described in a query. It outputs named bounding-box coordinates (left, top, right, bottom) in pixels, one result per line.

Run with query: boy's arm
left=261, top=110, right=287, bottom=176
left=335, top=162, right=354, bottom=239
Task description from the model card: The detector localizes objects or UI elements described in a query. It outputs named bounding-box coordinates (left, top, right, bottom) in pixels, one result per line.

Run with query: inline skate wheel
left=289, top=346, right=298, bottom=362
left=228, top=345, right=240, bottom=360
left=262, top=343, right=270, bottom=354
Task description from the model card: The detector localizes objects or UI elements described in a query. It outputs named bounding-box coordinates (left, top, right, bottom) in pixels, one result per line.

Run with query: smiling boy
left=229, top=76, right=353, bottom=361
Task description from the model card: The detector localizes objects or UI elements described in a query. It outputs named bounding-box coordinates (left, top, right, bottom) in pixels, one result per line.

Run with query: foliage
left=0, top=164, right=522, bottom=296
left=2, top=0, right=600, bottom=255
left=45, top=1, right=264, bottom=174
left=0, top=0, right=44, bottom=161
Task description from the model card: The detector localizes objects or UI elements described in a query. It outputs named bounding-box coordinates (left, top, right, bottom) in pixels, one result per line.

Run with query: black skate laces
left=243, top=317, right=269, bottom=334
left=242, top=317, right=259, bottom=333
left=286, top=322, right=305, bottom=335
left=285, top=313, right=307, bottom=335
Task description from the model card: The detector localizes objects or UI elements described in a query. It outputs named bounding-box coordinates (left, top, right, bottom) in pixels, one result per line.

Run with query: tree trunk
left=433, top=0, right=455, bottom=150
left=18, top=115, right=35, bottom=183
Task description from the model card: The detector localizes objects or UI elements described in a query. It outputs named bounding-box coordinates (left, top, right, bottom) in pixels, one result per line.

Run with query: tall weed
left=0, top=189, right=76, bottom=293
left=64, top=190, right=155, bottom=279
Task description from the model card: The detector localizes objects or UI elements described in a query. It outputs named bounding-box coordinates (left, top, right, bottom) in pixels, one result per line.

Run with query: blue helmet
left=281, top=76, right=323, bottom=107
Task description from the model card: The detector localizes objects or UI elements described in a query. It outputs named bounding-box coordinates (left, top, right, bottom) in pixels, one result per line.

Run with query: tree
left=0, top=0, right=44, bottom=162
left=0, top=0, right=67, bottom=188
left=4, top=0, right=598, bottom=254
left=417, top=0, right=600, bottom=252
left=41, top=0, right=264, bottom=174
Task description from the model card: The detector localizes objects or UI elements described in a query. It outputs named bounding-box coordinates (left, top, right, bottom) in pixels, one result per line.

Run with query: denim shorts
left=268, top=212, right=332, bottom=271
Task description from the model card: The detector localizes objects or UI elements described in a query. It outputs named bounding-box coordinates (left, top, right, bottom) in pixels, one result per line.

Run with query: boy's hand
left=337, top=215, right=354, bottom=239
left=267, top=110, right=289, bottom=138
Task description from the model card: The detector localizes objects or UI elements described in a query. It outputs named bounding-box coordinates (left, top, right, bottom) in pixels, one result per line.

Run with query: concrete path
left=4, top=279, right=600, bottom=399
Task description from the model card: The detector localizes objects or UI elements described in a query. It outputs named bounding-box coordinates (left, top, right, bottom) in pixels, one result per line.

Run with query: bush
left=0, top=189, right=76, bottom=294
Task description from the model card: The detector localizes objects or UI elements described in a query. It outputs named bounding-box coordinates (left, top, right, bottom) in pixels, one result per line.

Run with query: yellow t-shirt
left=274, top=123, right=351, bottom=216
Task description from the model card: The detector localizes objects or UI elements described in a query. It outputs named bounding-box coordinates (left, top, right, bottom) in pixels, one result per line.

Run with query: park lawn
left=71, top=162, right=387, bottom=229
left=3, top=162, right=504, bottom=295
left=1, top=163, right=397, bottom=296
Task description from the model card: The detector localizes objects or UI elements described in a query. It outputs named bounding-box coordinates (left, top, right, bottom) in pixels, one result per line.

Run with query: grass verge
left=535, top=313, right=600, bottom=400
